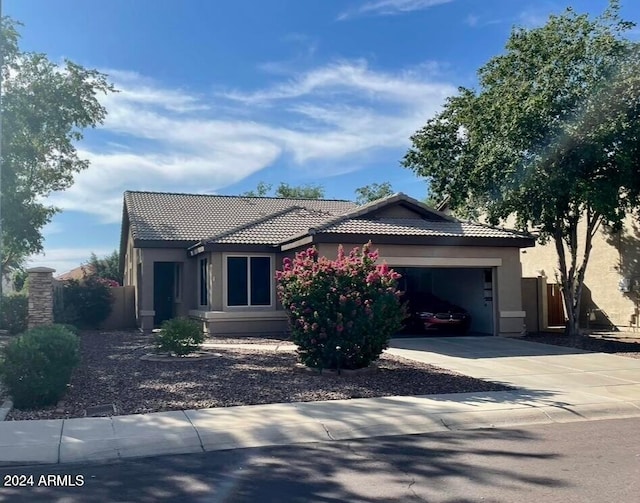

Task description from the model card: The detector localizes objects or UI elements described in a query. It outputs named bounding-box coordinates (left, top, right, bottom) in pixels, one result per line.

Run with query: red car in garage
left=404, top=293, right=471, bottom=334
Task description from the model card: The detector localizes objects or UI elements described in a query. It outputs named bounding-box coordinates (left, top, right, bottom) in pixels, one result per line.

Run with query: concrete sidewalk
left=1, top=337, right=640, bottom=466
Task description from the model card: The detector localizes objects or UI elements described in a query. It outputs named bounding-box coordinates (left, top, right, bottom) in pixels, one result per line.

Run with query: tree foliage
left=85, top=251, right=121, bottom=285
left=54, top=277, right=114, bottom=329
left=241, top=181, right=325, bottom=199
left=0, top=17, right=115, bottom=277
left=354, top=182, right=394, bottom=205
left=402, top=1, right=640, bottom=336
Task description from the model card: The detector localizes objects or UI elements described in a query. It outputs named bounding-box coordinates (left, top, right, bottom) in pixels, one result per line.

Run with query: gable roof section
left=201, top=206, right=336, bottom=245
left=278, top=193, right=534, bottom=248
left=315, top=218, right=529, bottom=240
left=123, top=191, right=357, bottom=243
left=309, top=192, right=456, bottom=233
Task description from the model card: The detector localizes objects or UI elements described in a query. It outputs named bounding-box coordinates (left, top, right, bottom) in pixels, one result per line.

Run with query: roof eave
left=308, top=232, right=536, bottom=248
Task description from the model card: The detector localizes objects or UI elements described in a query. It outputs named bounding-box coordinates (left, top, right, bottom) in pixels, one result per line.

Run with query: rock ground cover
left=6, top=331, right=511, bottom=420
left=523, top=331, right=640, bottom=359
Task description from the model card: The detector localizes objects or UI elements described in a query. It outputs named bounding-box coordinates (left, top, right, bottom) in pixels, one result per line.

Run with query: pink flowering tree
left=276, top=242, right=406, bottom=371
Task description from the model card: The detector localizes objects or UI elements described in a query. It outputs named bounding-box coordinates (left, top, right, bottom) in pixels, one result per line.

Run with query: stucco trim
left=379, top=257, right=503, bottom=267
left=189, top=310, right=287, bottom=321
left=500, top=311, right=526, bottom=318
left=281, top=235, right=314, bottom=251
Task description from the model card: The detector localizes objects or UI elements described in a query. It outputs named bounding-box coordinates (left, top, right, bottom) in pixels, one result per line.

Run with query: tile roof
left=124, top=191, right=357, bottom=242
left=315, top=218, right=530, bottom=239
left=122, top=191, right=532, bottom=247
left=56, top=265, right=94, bottom=281
left=206, top=206, right=337, bottom=245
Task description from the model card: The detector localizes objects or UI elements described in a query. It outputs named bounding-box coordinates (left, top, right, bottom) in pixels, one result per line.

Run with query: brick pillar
left=27, top=267, right=56, bottom=329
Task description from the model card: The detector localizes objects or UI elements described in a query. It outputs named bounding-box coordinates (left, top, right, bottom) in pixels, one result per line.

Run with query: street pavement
left=1, top=336, right=640, bottom=465
left=0, top=417, right=638, bottom=502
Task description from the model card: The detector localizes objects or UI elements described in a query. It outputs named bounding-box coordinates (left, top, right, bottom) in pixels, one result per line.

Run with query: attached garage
left=315, top=236, right=533, bottom=337
left=395, top=266, right=495, bottom=335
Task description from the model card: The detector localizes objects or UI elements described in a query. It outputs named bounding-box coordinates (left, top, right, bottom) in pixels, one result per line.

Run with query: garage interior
left=395, top=267, right=496, bottom=335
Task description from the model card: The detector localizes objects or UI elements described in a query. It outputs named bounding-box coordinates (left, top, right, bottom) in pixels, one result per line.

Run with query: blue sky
left=6, top=0, right=640, bottom=274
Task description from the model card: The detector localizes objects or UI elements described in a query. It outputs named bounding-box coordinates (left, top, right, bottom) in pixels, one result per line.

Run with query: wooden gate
left=547, top=284, right=566, bottom=326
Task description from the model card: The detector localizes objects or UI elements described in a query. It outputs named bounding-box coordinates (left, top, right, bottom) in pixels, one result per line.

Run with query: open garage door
left=396, top=267, right=495, bottom=336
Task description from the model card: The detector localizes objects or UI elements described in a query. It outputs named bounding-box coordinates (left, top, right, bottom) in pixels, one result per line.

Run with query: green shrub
left=0, top=325, right=80, bottom=409
left=154, top=317, right=205, bottom=356
left=0, top=294, right=28, bottom=335
left=55, top=277, right=113, bottom=329
left=53, top=323, right=79, bottom=335
left=277, top=242, right=406, bottom=371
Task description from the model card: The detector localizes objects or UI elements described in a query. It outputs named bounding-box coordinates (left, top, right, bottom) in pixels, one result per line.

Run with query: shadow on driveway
left=390, top=336, right=589, bottom=359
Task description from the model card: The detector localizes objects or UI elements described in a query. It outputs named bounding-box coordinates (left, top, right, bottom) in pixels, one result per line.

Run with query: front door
left=153, top=262, right=175, bottom=327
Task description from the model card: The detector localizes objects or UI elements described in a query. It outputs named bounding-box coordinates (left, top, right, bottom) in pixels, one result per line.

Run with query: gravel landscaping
left=6, top=330, right=511, bottom=421
left=523, top=331, right=640, bottom=359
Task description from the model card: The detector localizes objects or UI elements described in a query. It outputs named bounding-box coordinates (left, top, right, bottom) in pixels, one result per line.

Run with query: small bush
left=55, top=277, right=113, bottom=329
left=0, top=294, right=28, bottom=335
left=0, top=325, right=80, bottom=409
left=277, top=242, right=406, bottom=371
left=154, top=317, right=205, bottom=356
left=53, top=323, right=79, bottom=335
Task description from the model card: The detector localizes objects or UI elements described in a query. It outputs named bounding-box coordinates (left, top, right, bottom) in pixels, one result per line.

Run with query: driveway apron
left=388, top=336, right=640, bottom=407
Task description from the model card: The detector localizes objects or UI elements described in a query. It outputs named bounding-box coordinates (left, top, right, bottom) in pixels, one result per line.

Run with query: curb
left=2, top=394, right=640, bottom=466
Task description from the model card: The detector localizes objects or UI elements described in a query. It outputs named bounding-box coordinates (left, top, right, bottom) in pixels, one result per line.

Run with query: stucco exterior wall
left=135, top=247, right=196, bottom=330
left=131, top=239, right=528, bottom=336
left=519, top=214, right=640, bottom=329
left=373, top=205, right=425, bottom=219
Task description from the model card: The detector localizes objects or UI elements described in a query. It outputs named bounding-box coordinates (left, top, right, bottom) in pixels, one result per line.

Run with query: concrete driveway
left=387, top=336, right=640, bottom=411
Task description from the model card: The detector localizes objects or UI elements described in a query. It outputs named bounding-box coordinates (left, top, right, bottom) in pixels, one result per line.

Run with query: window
left=227, top=256, right=272, bottom=307
left=174, top=263, right=182, bottom=301
left=199, top=258, right=208, bottom=306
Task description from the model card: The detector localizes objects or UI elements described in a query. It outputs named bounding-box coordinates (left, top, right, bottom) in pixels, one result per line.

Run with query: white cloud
left=463, top=13, right=503, bottom=28
left=48, top=59, right=454, bottom=223
left=338, top=0, right=454, bottom=20
left=222, top=59, right=449, bottom=105
left=518, top=10, right=549, bottom=29
left=104, top=69, right=209, bottom=112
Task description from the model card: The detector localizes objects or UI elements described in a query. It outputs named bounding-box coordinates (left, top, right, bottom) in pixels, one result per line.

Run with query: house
left=56, top=265, right=95, bottom=281
left=436, top=196, right=640, bottom=331
left=119, top=190, right=535, bottom=336
left=518, top=214, right=640, bottom=331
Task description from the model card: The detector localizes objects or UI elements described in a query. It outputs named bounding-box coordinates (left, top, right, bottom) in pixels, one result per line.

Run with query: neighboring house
left=518, top=214, right=640, bottom=331
left=119, top=190, right=535, bottom=336
left=436, top=197, right=640, bottom=331
left=56, top=265, right=95, bottom=281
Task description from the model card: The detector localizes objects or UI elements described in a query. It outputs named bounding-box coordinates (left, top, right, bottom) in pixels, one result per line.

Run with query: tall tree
left=85, top=251, right=122, bottom=285
left=402, top=1, right=640, bottom=337
left=0, top=18, right=114, bottom=279
left=240, top=181, right=272, bottom=197
left=355, top=182, right=394, bottom=205
left=242, top=181, right=325, bottom=199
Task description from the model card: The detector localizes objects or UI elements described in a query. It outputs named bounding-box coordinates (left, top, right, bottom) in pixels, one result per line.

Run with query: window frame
left=223, top=253, right=274, bottom=309
left=198, top=257, right=209, bottom=307
left=174, top=262, right=182, bottom=302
